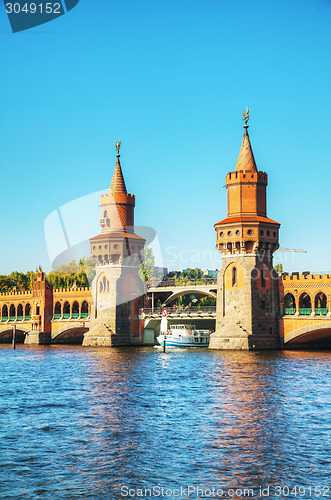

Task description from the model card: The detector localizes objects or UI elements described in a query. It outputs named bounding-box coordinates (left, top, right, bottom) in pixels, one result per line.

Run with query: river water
left=0, top=346, right=330, bottom=500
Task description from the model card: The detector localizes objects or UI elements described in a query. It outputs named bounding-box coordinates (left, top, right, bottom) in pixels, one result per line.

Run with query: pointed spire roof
left=110, top=142, right=127, bottom=194
left=235, top=125, right=258, bottom=172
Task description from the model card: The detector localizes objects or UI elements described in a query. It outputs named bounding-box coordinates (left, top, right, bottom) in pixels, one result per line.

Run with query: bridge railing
left=148, top=279, right=217, bottom=289
left=142, top=306, right=216, bottom=316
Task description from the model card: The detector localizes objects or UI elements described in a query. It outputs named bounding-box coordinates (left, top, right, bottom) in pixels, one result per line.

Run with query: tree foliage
left=139, top=248, right=163, bottom=283
left=274, top=264, right=283, bottom=274
left=0, top=258, right=96, bottom=292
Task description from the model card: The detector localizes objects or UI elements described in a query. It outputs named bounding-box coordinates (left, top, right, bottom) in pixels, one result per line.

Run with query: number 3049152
left=5, top=3, right=62, bottom=14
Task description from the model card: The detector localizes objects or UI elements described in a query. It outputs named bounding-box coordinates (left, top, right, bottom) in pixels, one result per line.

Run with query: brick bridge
left=280, top=272, right=331, bottom=347
left=0, top=268, right=91, bottom=345
left=0, top=268, right=330, bottom=347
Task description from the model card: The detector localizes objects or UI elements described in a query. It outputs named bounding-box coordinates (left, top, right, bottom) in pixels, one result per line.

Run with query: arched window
left=232, top=267, right=237, bottom=287
left=25, top=304, right=31, bottom=319
left=315, top=292, right=327, bottom=315
left=72, top=301, right=79, bottom=318
left=299, top=293, right=311, bottom=315
left=2, top=305, right=8, bottom=321
left=53, top=302, right=61, bottom=319
left=17, top=304, right=23, bottom=320
left=81, top=301, right=89, bottom=318
left=36, top=304, right=40, bottom=315
left=9, top=304, right=16, bottom=320
left=63, top=301, right=70, bottom=318
left=284, top=293, right=295, bottom=315
left=261, top=266, right=266, bottom=288
left=104, top=210, right=108, bottom=218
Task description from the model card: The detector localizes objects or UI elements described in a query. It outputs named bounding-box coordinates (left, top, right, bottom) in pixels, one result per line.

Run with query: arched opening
left=63, top=301, right=70, bottom=319
left=315, top=292, right=328, bottom=315
left=0, top=328, right=27, bottom=344
left=104, top=210, right=108, bottom=218
left=36, top=304, right=40, bottom=315
left=25, top=303, right=31, bottom=320
left=232, top=267, right=237, bottom=287
left=54, top=302, right=62, bottom=319
left=17, top=304, right=23, bottom=321
left=261, top=266, right=267, bottom=288
left=284, top=293, right=296, bottom=315
left=52, top=326, right=88, bottom=345
left=81, top=301, right=89, bottom=318
left=72, top=301, right=79, bottom=319
left=299, top=292, right=311, bottom=315
left=9, top=304, right=16, bottom=321
left=2, top=305, right=8, bottom=322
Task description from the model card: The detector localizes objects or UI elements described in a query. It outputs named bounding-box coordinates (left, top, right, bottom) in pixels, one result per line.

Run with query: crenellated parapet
left=280, top=272, right=331, bottom=318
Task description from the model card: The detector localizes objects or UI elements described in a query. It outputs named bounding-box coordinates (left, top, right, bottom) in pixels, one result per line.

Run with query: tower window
left=232, top=266, right=237, bottom=287
left=220, top=232, right=224, bottom=237
left=261, top=266, right=266, bottom=287
left=260, top=230, right=264, bottom=236
left=104, top=210, right=108, bottom=218
left=247, top=229, right=253, bottom=235
left=114, top=244, right=119, bottom=250
left=236, top=230, right=240, bottom=235
left=227, top=231, right=232, bottom=236
left=273, top=231, right=277, bottom=237
left=266, top=230, right=270, bottom=237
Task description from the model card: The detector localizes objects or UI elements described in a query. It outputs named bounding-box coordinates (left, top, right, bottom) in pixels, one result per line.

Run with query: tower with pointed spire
left=209, top=111, right=281, bottom=350
left=83, top=142, right=146, bottom=346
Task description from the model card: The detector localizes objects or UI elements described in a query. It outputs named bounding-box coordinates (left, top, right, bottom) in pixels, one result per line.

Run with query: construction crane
left=277, top=248, right=307, bottom=253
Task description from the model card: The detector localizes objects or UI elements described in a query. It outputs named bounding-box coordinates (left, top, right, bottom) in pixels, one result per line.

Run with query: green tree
left=274, top=264, right=283, bottom=274
left=139, top=247, right=163, bottom=284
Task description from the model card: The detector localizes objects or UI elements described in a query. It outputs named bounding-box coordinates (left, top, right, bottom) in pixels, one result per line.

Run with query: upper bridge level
left=0, top=269, right=92, bottom=344
left=147, top=280, right=217, bottom=306
left=280, top=272, right=331, bottom=347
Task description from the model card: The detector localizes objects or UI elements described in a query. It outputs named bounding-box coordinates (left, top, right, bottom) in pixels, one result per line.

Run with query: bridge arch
left=81, top=300, right=89, bottom=317
left=2, top=304, right=8, bottom=321
left=54, top=301, right=62, bottom=316
left=63, top=301, right=70, bottom=317
left=9, top=304, right=16, bottom=320
left=72, top=301, right=79, bottom=318
left=0, top=325, right=30, bottom=343
left=17, top=304, right=23, bottom=319
left=299, top=292, right=311, bottom=313
left=284, top=322, right=331, bottom=348
left=163, top=289, right=217, bottom=306
left=314, top=292, right=327, bottom=313
left=284, top=293, right=296, bottom=315
left=52, top=324, right=89, bottom=345
left=25, top=303, right=31, bottom=319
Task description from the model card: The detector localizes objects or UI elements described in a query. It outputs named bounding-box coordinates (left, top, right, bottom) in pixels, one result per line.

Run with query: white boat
left=157, top=324, right=211, bottom=348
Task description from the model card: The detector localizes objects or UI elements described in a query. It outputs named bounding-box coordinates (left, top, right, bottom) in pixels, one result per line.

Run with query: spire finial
left=242, top=107, right=249, bottom=128
left=115, top=140, right=121, bottom=158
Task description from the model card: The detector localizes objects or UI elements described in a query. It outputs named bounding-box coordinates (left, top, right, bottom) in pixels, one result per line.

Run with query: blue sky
left=0, top=0, right=331, bottom=275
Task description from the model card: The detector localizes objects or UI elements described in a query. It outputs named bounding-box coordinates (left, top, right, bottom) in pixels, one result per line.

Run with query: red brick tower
left=25, top=266, right=52, bottom=345
left=209, top=110, right=281, bottom=349
left=83, top=142, right=146, bottom=346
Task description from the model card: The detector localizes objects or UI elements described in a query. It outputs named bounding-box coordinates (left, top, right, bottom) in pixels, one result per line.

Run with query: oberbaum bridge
left=1, top=113, right=331, bottom=350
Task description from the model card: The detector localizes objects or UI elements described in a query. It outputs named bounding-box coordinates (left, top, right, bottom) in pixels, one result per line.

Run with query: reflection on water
left=0, top=346, right=330, bottom=499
